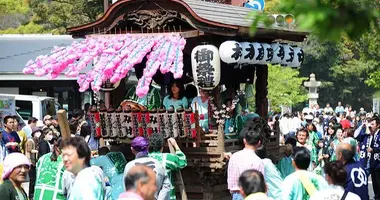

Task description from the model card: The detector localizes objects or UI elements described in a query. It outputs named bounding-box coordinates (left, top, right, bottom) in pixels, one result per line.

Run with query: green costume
left=149, top=150, right=187, bottom=200
left=307, top=131, right=319, bottom=165
left=34, top=153, right=65, bottom=200
left=126, top=85, right=161, bottom=110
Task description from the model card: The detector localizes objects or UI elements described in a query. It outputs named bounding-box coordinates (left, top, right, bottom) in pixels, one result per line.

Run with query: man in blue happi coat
left=336, top=143, right=369, bottom=200
left=354, top=115, right=380, bottom=200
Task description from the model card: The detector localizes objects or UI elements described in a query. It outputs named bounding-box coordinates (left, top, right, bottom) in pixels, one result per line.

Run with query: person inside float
left=163, top=80, right=188, bottom=111
left=185, top=84, right=198, bottom=107
left=191, top=89, right=210, bottom=132
left=125, top=82, right=162, bottom=110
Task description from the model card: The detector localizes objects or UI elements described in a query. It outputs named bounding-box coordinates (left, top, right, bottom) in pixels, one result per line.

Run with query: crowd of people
left=0, top=108, right=187, bottom=200
left=228, top=102, right=379, bottom=200
left=0, top=100, right=379, bottom=200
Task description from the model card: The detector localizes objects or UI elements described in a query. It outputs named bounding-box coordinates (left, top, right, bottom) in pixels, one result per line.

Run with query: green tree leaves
left=267, top=64, right=308, bottom=112
left=251, top=0, right=380, bottom=42
left=0, top=0, right=104, bottom=34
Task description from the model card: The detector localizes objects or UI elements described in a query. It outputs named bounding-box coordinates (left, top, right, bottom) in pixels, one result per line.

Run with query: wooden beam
left=87, top=30, right=204, bottom=38
left=57, top=109, right=71, bottom=140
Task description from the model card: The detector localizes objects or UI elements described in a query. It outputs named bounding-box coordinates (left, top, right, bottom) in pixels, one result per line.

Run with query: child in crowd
left=277, top=143, right=295, bottom=179
left=314, top=139, right=326, bottom=175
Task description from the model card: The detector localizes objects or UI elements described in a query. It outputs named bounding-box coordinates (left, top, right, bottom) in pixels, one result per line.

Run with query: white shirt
left=310, top=185, right=360, bottom=200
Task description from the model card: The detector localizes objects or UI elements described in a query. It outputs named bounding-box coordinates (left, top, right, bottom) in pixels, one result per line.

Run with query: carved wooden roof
left=67, top=0, right=307, bottom=41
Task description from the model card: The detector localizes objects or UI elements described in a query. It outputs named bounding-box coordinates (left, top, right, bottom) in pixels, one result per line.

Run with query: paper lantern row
left=88, top=109, right=197, bottom=139
left=219, top=41, right=304, bottom=67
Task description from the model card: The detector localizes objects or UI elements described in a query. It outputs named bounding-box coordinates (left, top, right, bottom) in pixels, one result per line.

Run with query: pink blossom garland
left=159, top=36, right=181, bottom=74
left=24, top=40, right=87, bottom=77
left=108, top=37, right=156, bottom=86
left=136, top=37, right=168, bottom=97
left=109, top=37, right=145, bottom=84
left=23, top=34, right=186, bottom=96
left=170, top=37, right=186, bottom=79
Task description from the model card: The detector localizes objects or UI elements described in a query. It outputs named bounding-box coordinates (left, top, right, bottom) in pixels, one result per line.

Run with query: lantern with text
left=271, top=43, right=284, bottom=64
left=191, top=45, right=221, bottom=90
left=281, top=44, right=294, bottom=66
left=258, top=43, right=274, bottom=65
left=219, top=41, right=241, bottom=64
left=290, top=47, right=304, bottom=68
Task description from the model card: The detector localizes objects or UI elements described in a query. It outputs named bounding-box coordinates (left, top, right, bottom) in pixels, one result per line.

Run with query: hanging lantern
left=251, top=42, right=265, bottom=64
left=281, top=44, right=294, bottom=66
left=258, top=43, right=274, bottom=65
left=219, top=41, right=241, bottom=64
left=271, top=43, right=285, bottom=64
left=290, top=46, right=304, bottom=68
left=239, top=42, right=254, bottom=64
left=191, top=44, right=221, bottom=90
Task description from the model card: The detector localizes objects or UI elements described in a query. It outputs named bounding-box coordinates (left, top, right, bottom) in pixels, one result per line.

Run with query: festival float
left=22, top=0, right=307, bottom=199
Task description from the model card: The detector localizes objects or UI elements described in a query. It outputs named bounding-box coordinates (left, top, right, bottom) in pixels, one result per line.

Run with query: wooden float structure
left=67, top=0, right=307, bottom=199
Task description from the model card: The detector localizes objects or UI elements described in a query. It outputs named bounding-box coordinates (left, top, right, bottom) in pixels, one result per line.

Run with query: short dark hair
left=307, top=123, right=317, bottom=132
left=244, top=130, right=262, bottom=146
left=50, top=138, right=63, bottom=162
left=285, top=137, right=297, bottom=147
left=3, top=115, right=13, bottom=124
left=148, top=133, right=164, bottom=153
left=40, top=127, right=53, bottom=141
left=255, top=146, right=266, bottom=159
left=84, top=103, right=91, bottom=112
left=345, top=128, right=355, bottom=138
left=11, top=115, right=20, bottom=123
left=324, top=161, right=347, bottom=186
left=168, top=80, right=185, bottom=100
left=98, top=146, right=110, bottom=156
left=369, top=116, right=380, bottom=126
left=292, top=147, right=311, bottom=170
left=72, top=109, right=84, bottom=119
left=62, top=137, right=91, bottom=166
left=124, top=167, right=151, bottom=191
left=184, top=84, right=198, bottom=99
left=238, top=169, right=266, bottom=196
left=296, top=128, right=309, bottom=138
left=28, top=117, right=38, bottom=124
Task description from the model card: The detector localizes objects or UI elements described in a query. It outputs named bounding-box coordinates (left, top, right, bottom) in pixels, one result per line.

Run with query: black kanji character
left=285, top=46, right=294, bottom=63
left=297, top=49, right=304, bottom=63
left=266, top=46, right=274, bottom=62
left=256, top=44, right=265, bottom=61
left=195, top=48, right=214, bottom=64
left=231, top=43, right=242, bottom=60
left=244, top=44, right=255, bottom=60
left=277, top=45, right=285, bottom=60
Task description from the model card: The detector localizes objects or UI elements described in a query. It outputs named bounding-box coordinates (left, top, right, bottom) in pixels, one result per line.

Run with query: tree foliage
left=267, top=64, right=308, bottom=112
left=251, top=0, right=379, bottom=42
left=29, top=0, right=103, bottom=34
left=0, top=0, right=104, bottom=34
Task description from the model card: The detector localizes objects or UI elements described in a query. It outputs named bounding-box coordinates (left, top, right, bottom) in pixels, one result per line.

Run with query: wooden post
left=217, top=124, right=225, bottom=153
left=57, top=109, right=71, bottom=140
left=194, top=102, right=201, bottom=147
left=255, top=65, right=268, bottom=118
left=168, top=141, right=188, bottom=200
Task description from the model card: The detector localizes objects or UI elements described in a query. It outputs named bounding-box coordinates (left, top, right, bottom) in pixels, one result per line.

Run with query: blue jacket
left=355, top=126, right=380, bottom=169
left=344, top=160, right=369, bottom=200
